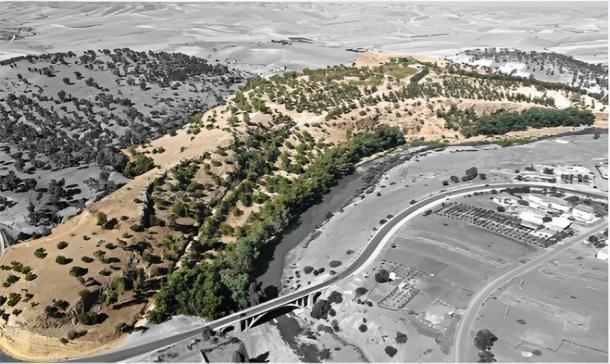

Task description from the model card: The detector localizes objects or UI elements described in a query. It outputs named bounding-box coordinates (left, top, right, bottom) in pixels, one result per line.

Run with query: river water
left=254, top=169, right=368, bottom=298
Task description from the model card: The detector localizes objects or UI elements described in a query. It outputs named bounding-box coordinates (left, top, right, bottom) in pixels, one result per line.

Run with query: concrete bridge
left=214, top=289, right=325, bottom=334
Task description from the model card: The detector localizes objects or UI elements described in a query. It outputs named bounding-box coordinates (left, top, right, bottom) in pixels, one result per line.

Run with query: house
left=572, top=204, right=598, bottom=223
left=546, top=215, right=572, bottom=232
left=519, top=211, right=544, bottom=229
left=595, top=246, right=608, bottom=261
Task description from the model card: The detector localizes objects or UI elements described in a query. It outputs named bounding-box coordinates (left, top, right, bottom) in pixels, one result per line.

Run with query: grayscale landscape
left=0, top=2, right=607, bottom=363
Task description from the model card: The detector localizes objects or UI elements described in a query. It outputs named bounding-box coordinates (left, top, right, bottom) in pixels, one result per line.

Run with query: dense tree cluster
left=463, top=107, right=594, bottom=137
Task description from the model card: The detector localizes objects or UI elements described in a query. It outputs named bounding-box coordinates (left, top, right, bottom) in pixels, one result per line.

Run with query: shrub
left=70, top=266, right=88, bottom=277
left=358, top=324, right=368, bottom=332
left=112, top=277, right=132, bottom=294
left=329, top=260, right=342, bottom=268
left=34, top=248, right=47, bottom=259
left=396, top=331, right=408, bottom=344
left=327, top=291, right=343, bottom=304
left=355, top=287, right=368, bottom=297
left=57, top=241, right=69, bottom=250
left=96, top=212, right=107, bottom=227
left=303, top=266, right=314, bottom=274
left=474, top=329, right=497, bottom=351
left=81, top=256, right=94, bottom=263
left=103, top=218, right=118, bottom=230
left=7, top=293, right=21, bottom=306
left=374, top=269, right=391, bottom=283
left=55, top=256, right=72, bottom=265
left=77, top=311, right=98, bottom=325
left=3, top=274, right=19, bottom=287
left=130, top=224, right=144, bottom=232
left=25, top=272, right=37, bottom=281
left=45, top=300, right=69, bottom=318
left=384, top=346, right=397, bottom=357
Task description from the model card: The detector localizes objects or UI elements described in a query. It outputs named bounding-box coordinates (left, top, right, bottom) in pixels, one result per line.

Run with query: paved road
left=453, top=220, right=608, bottom=362
left=74, top=182, right=606, bottom=362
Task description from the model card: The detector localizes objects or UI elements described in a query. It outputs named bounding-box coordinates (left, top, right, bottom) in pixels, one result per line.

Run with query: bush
left=7, top=293, right=21, bottom=306
left=103, top=218, right=119, bottom=230
left=355, top=287, right=368, bottom=297
left=112, top=276, right=132, bottom=294
left=303, top=266, right=314, bottom=274
left=3, top=274, right=19, bottom=287
left=57, top=241, right=69, bottom=250
left=329, top=260, right=342, bottom=268
left=34, top=248, right=47, bottom=259
left=396, top=331, right=408, bottom=344
left=70, top=266, right=88, bottom=277
left=384, top=346, right=397, bottom=357
left=55, top=256, right=73, bottom=265
left=77, top=311, right=99, bottom=325
left=81, top=256, right=94, bottom=263
left=327, top=291, right=343, bottom=304
left=358, top=324, right=368, bottom=332
left=474, top=329, right=497, bottom=351
left=96, top=212, right=107, bottom=227
left=375, top=269, right=391, bottom=283
left=130, top=224, right=144, bottom=232
left=25, top=272, right=37, bottom=281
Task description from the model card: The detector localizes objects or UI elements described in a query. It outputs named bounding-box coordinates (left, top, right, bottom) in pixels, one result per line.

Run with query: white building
left=596, top=246, right=608, bottom=261
left=572, top=204, right=598, bottom=223
left=546, top=215, right=572, bottom=232
left=519, top=211, right=544, bottom=229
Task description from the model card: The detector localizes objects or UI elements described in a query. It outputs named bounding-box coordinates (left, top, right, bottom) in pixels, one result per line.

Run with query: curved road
left=75, top=182, right=606, bottom=362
